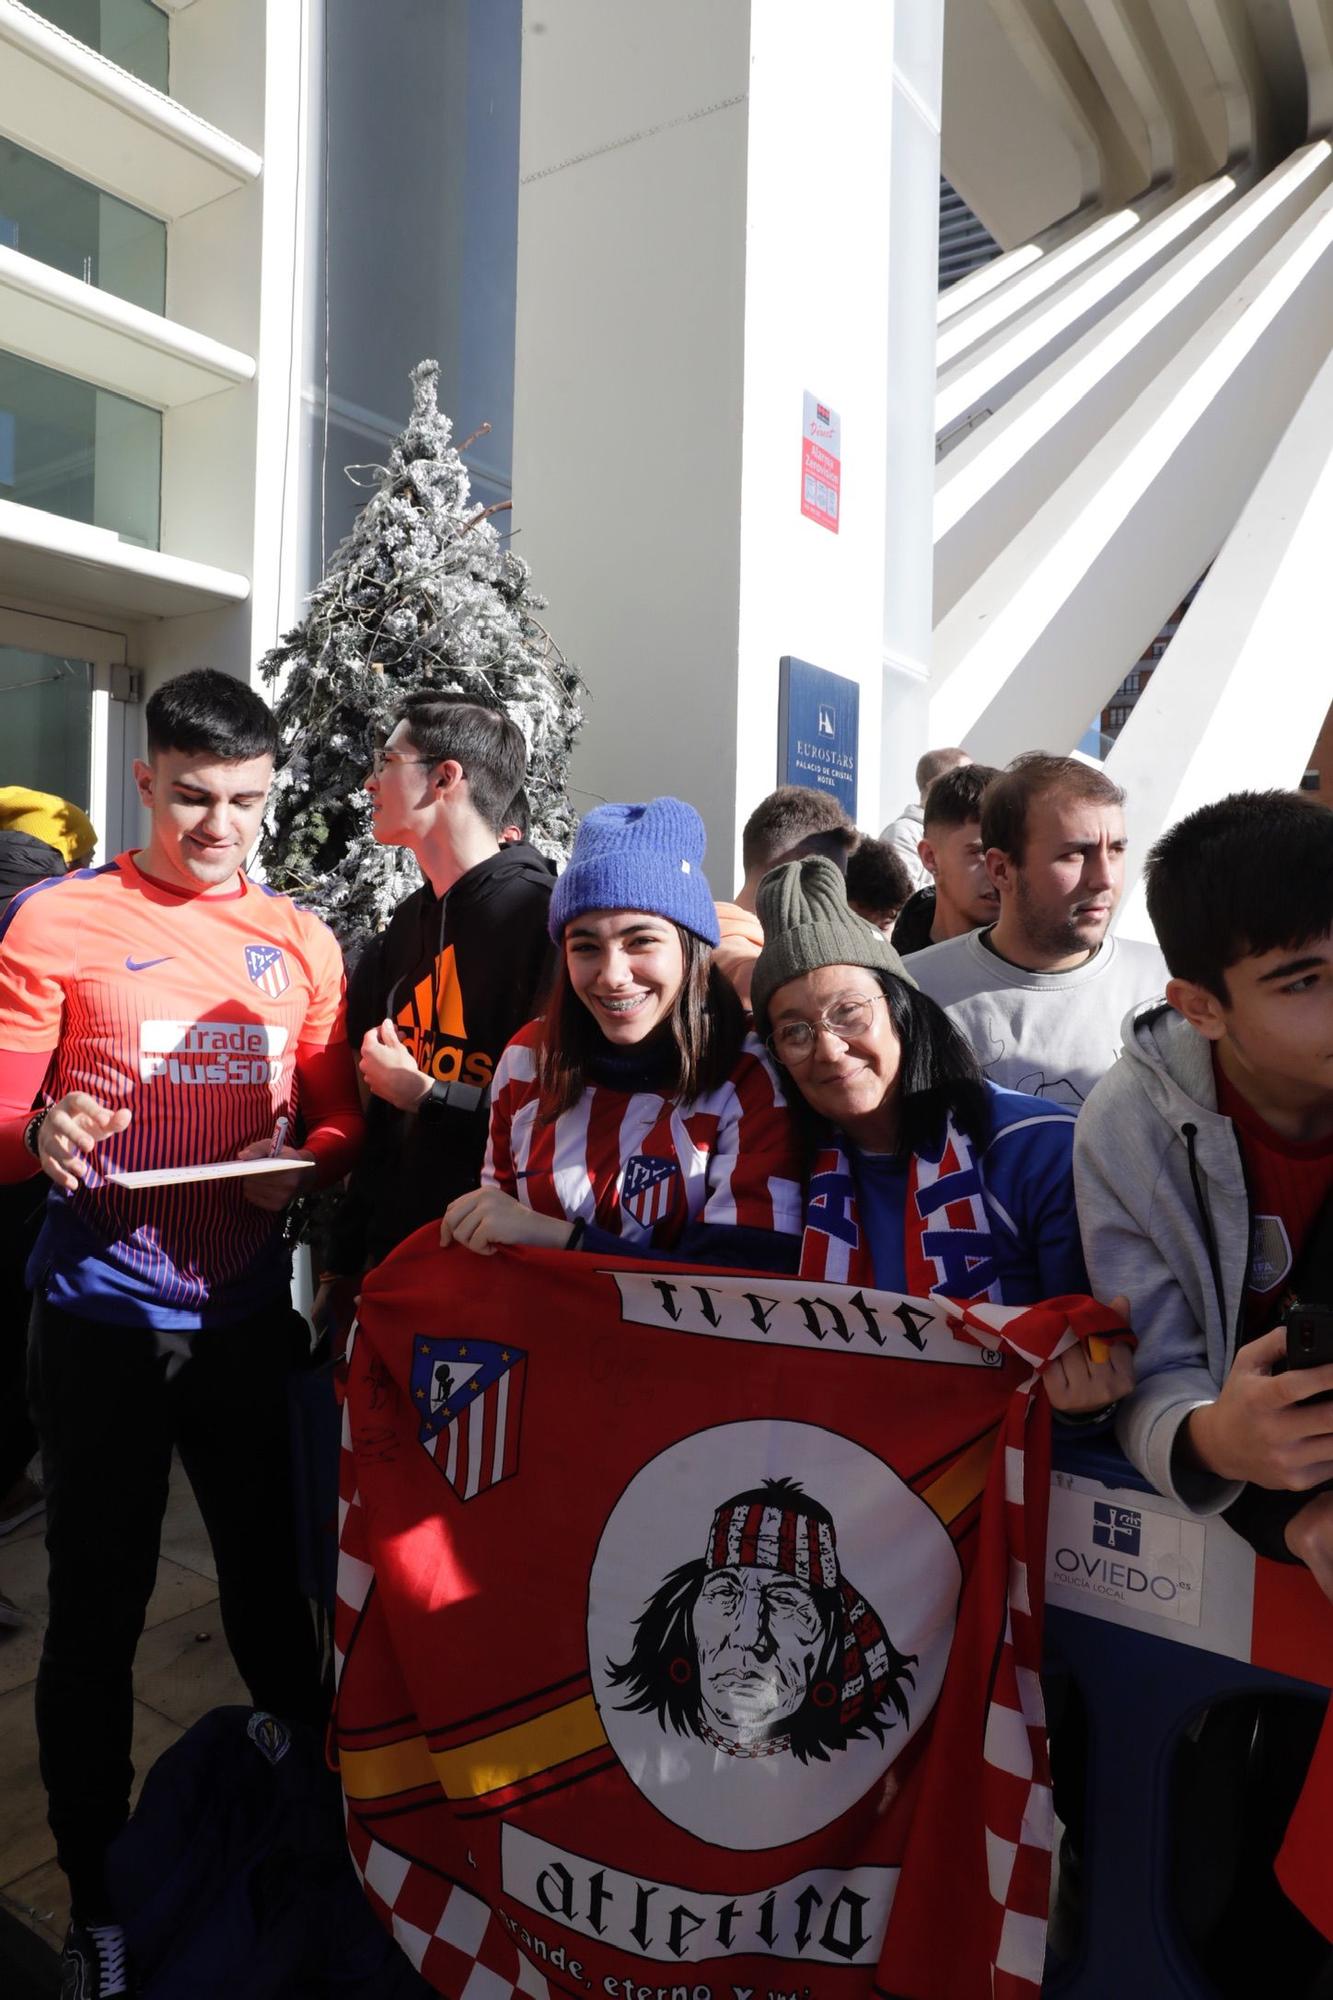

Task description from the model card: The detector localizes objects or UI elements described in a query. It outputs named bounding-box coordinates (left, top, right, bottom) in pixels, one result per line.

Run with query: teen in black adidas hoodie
left=316, top=698, right=553, bottom=1330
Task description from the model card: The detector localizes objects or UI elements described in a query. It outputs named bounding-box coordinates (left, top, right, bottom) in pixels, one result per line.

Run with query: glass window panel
left=24, top=1, right=168, bottom=94
left=0, top=141, right=166, bottom=312
left=0, top=348, right=160, bottom=548
left=0, top=646, right=92, bottom=807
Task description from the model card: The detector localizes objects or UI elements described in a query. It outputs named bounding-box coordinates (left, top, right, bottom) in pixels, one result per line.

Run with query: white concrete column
left=881, top=1, right=944, bottom=826
left=511, top=0, right=915, bottom=881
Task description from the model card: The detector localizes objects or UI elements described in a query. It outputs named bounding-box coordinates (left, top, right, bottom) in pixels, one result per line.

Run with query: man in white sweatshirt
left=910, top=752, right=1166, bottom=1107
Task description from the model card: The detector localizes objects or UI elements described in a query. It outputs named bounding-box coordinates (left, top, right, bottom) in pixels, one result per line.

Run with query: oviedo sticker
left=586, top=1420, right=961, bottom=1851
left=1046, top=1482, right=1206, bottom=1628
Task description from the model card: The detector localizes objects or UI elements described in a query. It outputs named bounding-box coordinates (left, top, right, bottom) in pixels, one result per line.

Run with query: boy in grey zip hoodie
left=1075, top=790, right=1333, bottom=1596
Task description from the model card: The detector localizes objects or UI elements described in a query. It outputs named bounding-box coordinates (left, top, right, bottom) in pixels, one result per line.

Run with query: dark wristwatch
left=420, top=1077, right=489, bottom=1116
left=22, top=1107, right=47, bottom=1158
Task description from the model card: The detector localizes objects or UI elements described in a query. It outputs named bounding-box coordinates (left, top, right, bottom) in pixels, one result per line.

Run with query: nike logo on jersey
left=125, top=955, right=173, bottom=972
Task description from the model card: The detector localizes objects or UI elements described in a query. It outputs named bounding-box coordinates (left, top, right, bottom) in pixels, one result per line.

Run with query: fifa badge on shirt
left=245, top=944, right=290, bottom=999
left=1248, top=1214, right=1292, bottom=1294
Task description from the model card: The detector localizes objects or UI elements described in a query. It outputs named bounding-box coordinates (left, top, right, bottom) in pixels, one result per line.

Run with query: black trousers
left=29, top=1294, right=325, bottom=1920
left=0, top=1180, right=44, bottom=1491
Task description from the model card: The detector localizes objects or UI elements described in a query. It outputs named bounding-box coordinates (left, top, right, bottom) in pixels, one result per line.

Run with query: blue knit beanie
left=549, top=798, right=721, bottom=946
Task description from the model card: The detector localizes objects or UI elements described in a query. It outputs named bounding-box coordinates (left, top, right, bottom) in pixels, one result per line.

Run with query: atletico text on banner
left=333, top=1235, right=1128, bottom=2000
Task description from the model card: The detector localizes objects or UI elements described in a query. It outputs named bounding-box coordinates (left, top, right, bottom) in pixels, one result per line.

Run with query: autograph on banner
left=334, top=1232, right=1124, bottom=2000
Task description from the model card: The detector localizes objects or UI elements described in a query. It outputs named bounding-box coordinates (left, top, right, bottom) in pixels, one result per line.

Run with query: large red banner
left=335, top=1234, right=1118, bottom=2000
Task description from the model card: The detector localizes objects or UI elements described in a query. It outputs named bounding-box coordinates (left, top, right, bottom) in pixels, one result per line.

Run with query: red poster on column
left=801, top=392, right=841, bottom=533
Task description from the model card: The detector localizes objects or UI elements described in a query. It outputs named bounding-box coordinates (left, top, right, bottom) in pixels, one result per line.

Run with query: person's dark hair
left=914, top=746, right=969, bottom=797
left=846, top=837, right=913, bottom=919
left=922, top=762, right=1000, bottom=833
left=395, top=693, right=526, bottom=834
left=605, top=1477, right=915, bottom=1766
left=145, top=669, right=278, bottom=762
left=783, top=971, right=991, bottom=1161
left=537, top=926, right=746, bottom=1119
left=501, top=785, right=531, bottom=840
left=981, top=752, right=1125, bottom=862
left=741, top=786, right=855, bottom=876
left=1145, top=790, right=1333, bottom=1000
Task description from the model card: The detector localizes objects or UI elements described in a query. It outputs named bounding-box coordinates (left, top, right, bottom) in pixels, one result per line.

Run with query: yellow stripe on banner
left=434, top=1693, right=607, bottom=1798
left=340, top=1694, right=608, bottom=1804
left=340, top=1733, right=436, bottom=1800
left=921, top=1427, right=999, bottom=1528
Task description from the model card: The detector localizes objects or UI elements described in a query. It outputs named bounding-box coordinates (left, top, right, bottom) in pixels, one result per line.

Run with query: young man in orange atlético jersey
left=0, top=670, right=364, bottom=1998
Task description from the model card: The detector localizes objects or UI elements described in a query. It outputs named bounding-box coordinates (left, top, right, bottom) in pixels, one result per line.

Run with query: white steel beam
left=1170, top=0, right=1267, bottom=164
left=1061, top=0, right=1177, bottom=187
left=929, top=175, right=1333, bottom=762
left=1112, top=334, right=1333, bottom=933
left=988, top=0, right=1150, bottom=206
left=1291, top=0, right=1333, bottom=135
left=935, top=144, right=1332, bottom=614
left=938, top=238, right=1045, bottom=326
left=937, top=205, right=1142, bottom=367
left=936, top=173, right=1236, bottom=439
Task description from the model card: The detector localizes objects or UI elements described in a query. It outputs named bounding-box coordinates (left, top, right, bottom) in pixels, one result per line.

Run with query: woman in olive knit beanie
left=751, top=857, right=1131, bottom=1414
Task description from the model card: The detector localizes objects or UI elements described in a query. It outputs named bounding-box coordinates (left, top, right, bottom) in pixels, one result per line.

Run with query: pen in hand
left=268, top=1115, right=290, bottom=1158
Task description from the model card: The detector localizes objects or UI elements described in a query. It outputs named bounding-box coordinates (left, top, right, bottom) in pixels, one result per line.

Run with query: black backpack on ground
left=106, top=1707, right=432, bottom=1999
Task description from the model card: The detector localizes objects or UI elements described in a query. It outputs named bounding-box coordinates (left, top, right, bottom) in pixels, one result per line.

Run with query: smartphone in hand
left=1284, top=1304, right=1333, bottom=1399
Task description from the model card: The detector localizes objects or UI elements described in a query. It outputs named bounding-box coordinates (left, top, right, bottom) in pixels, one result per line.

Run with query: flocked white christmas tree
left=259, top=360, right=582, bottom=946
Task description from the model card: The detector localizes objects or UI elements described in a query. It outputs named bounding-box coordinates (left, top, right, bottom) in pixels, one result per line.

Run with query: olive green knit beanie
left=750, top=855, right=917, bottom=1039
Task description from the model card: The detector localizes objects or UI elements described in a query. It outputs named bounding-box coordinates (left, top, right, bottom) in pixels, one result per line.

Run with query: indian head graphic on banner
left=335, top=1234, right=1124, bottom=2000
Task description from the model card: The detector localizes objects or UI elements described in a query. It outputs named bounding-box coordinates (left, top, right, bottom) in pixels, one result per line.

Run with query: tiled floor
left=0, top=1459, right=247, bottom=1959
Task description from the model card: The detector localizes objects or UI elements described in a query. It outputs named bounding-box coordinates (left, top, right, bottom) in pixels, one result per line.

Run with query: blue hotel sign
left=777, top=656, right=859, bottom=819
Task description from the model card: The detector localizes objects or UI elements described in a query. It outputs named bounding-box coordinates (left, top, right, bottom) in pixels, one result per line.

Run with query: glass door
left=0, top=605, right=131, bottom=862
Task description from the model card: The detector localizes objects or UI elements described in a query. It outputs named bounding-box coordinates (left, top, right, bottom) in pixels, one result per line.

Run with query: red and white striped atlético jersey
left=483, top=1020, right=803, bottom=1248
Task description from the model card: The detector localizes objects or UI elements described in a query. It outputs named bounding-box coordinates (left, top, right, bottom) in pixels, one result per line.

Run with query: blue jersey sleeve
left=980, top=1093, right=1087, bottom=1299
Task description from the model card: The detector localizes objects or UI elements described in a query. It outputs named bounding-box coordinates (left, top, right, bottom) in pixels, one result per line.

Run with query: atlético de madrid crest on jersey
left=622, top=1153, right=681, bottom=1226
left=245, top=943, right=290, bottom=999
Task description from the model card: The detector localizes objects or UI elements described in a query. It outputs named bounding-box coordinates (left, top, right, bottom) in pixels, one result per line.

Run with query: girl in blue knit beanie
left=440, top=798, right=804, bottom=1268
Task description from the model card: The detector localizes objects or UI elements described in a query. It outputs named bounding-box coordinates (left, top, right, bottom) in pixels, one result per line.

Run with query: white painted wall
left=881, top=0, right=944, bottom=824
left=511, top=0, right=751, bottom=874
left=512, top=0, right=915, bottom=886
left=735, top=1, right=897, bottom=852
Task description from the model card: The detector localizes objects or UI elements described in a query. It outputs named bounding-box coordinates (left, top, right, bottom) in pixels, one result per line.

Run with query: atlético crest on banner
left=621, top=1153, right=680, bottom=1226
left=409, top=1335, right=526, bottom=1501
left=244, top=943, right=290, bottom=999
